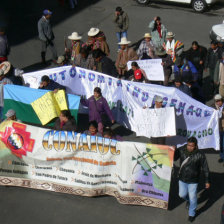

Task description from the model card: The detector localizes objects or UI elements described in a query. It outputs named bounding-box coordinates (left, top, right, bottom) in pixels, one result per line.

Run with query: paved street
left=0, top=0, right=224, bottom=223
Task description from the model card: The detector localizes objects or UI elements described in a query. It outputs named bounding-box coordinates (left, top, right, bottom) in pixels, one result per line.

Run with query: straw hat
left=68, top=32, right=82, bottom=40
left=118, top=37, right=131, bottom=45
left=144, top=33, right=152, bottom=38
left=155, top=95, right=163, bottom=103
left=88, top=27, right=100, bottom=37
left=5, top=109, right=16, bottom=118
left=57, top=56, right=65, bottom=64
left=0, top=61, right=11, bottom=76
left=166, top=32, right=175, bottom=39
left=214, top=94, right=222, bottom=101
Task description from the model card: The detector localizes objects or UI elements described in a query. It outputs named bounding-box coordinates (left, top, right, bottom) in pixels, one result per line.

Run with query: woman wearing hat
left=66, top=32, right=83, bottom=65
left=115, top=37, right=138, bottom=78
left=137, top=33, right=155, bottom=59
left=85, top=28, right=110, bottom=56
left=81, top=87, right=115, bottom=134
left=148, top=16, right=167, bottom=48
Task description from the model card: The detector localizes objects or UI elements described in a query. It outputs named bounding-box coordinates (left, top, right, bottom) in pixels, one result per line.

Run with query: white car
left=136, top=0, right=219, bottom=13
left=210, top=22, right=224, bottom=42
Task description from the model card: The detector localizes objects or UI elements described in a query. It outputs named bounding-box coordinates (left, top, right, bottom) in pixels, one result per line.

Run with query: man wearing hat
left=38, top=9, right=57, bottom=65
left=164, top=31, right=184, bottom=62
left=56, top=56, right=67, bottom=67
left=0, top=27, right=10, bottom=63
left=4, top=109, right=21, bottom=122
left=213, top=94, right=224, bottom=163
left=113, top=6, right=129, bottom=49
left=137, top=33, right=155, bottom=59
left=115, top=37, right=138, bottom=78
left=65, top=32, right=83, bottom=65
left=86, top=28, right=110, bottom=56
left=155, top=47, right=173, bottom=86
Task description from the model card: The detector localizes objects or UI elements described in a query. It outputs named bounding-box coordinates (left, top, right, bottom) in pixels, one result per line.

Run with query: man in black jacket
left=175, top=137, right=210, bottom=222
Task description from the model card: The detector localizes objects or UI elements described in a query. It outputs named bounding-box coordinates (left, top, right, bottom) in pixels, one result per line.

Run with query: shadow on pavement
left=0, top=0, right=100, bottom=46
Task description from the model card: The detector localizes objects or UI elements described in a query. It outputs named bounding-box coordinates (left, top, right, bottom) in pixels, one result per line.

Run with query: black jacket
left=174, top=144, right=210, bottom=184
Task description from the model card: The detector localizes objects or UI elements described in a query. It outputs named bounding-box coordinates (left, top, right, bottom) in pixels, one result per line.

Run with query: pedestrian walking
left=113, top=6, right=129, bottom=49
left=175, top=137, right=210, bottom=223
left=38, top=9, right=57, bottom=64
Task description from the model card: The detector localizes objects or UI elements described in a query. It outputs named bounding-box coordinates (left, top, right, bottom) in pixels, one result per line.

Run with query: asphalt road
left=0, top=0, right=224, bottom=224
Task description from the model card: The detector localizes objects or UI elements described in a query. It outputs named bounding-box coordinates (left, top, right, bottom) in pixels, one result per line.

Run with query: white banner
left=0, top=121, right=175, bottom=209
left=127, top=59, right=164, bottom=81
left=136, top=107, right=176, bottom=138
left=22, top=66, right=220, bottom=150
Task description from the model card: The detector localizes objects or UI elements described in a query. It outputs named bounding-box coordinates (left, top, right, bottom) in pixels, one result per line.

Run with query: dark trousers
left=41, top=40, right=57, bottom=61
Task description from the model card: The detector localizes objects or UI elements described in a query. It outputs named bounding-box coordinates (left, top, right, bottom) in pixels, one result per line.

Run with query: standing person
left=66, top=32, right=83, bottom=65
left=175, top=137, right=210, bottom=222
left=113, top=6, right=129, bottom=50
left=0, top=27, right=10, bottom=63
left=155, top=47, right=173, bottom=86
left=92, top=49, right=117, bottom=77
left=148, top=16, right=167, bottom=48
left=212, top=94, right=224, bottom=163
left=80, top=87, right=115, bottom=134
left=137, top=33, right=155, bottom=59
left=205, top=40, right=223, bottom=95
left=115, top=37, right=138, bottom=79
left=186, top=41, right=207, bottom=86
left=54, top=110, right=77, bottom=131
left=219, top=53, right=224, bottom=98
left=164, top=31, right=184, bottom=62
left=38, top=9, right=57, bottom=65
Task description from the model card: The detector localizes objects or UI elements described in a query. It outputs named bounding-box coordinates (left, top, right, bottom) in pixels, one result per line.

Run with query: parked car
left=210, top=22, right=224, bottom=42
left=136, top=0, right=219, bottom=13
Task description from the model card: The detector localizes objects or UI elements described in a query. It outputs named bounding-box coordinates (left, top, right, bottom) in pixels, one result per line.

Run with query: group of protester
left=1, top=5, right=224, bottom=223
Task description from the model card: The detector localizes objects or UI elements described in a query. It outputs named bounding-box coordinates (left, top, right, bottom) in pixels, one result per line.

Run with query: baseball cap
left=43, top=9, right=52, bottom=16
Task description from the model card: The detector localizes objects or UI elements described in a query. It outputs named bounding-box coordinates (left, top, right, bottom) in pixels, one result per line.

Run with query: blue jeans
left=220, top=132, right=224, bottom=159
left=179, top=180, right=198, bottom=217
left=116, top=31, right=127, bottom=48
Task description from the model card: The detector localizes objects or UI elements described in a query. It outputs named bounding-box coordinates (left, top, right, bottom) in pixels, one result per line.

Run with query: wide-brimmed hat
left=0, top=61, right=11, bottom=76
left=214, top=94, right=222, bottom=101
left=57, top=56, right=65, bottom=64
left=88, top=28, right=100, bottom=37
left=166, top=31, right=175, bottom=39
left=68, top=32, right=82, bottom=40
left=144, top=33, right=152, bottom=38
left=118, top=37, right=131, bottom=45
left=5, top=109, right=16, bottom=118
left=155, top=47, right=166, bottom=56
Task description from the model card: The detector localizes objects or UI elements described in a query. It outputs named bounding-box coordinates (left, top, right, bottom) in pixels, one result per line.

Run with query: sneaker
left=218, top=158, right=224, bottom=163
left=188, top=216, right=195, bottom=222
left=186, top=201, right=189, bottom=210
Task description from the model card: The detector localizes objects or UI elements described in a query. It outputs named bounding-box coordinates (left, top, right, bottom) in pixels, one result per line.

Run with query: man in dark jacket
left=39, top=75, right=66, bottom=92
left=38, top=9, right=57, bottom=64
left=92, top=49, right=118, bottom=77
left=175, top=137, right=210, bottom=222
left=113, top=6, right=129, bottom=49
left=0, top=27, right=10, bottom=63
left=172, top=76, right=192, bottom=97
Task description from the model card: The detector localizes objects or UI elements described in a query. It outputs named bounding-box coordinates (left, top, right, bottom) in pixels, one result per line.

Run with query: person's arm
left=204, top=49, right=210, bottom=69
left=80, top=97, right=89, bottom=107
left=124, top=13, right=129, bottom=31
left=200, top=153, right=210, bottom=188
left=103, top=98, right=114, bottom=122
left=113, top=13, right=119, bottom=23
left=148, top=20, right=155, bottom=30
left=38, top=19, right=47, bottom=41
left=128, top=48, right=138, bottom=61
left=137, top=42, right=143, bottom=59
left=174, top=147, right=180, bottom=161
left=141, top=69, right=147, bottom=80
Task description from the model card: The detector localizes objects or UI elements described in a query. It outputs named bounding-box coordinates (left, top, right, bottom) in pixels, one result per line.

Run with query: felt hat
left=118, top=37, right=131, bottom=45
left=57, top=56, right=65, bottom=64
left=68, top=32, right=82, bottom=40
left=144, top=33, right=152, bottom=38
left=5, top=109, right=16, bottom=118
left=166, top=31, right=175, bottom=38
left=88, top=28, right=100, bottom=37
left=0, top=61, right=11, bottom=76
left=155, top=95, right=163, bottom=103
